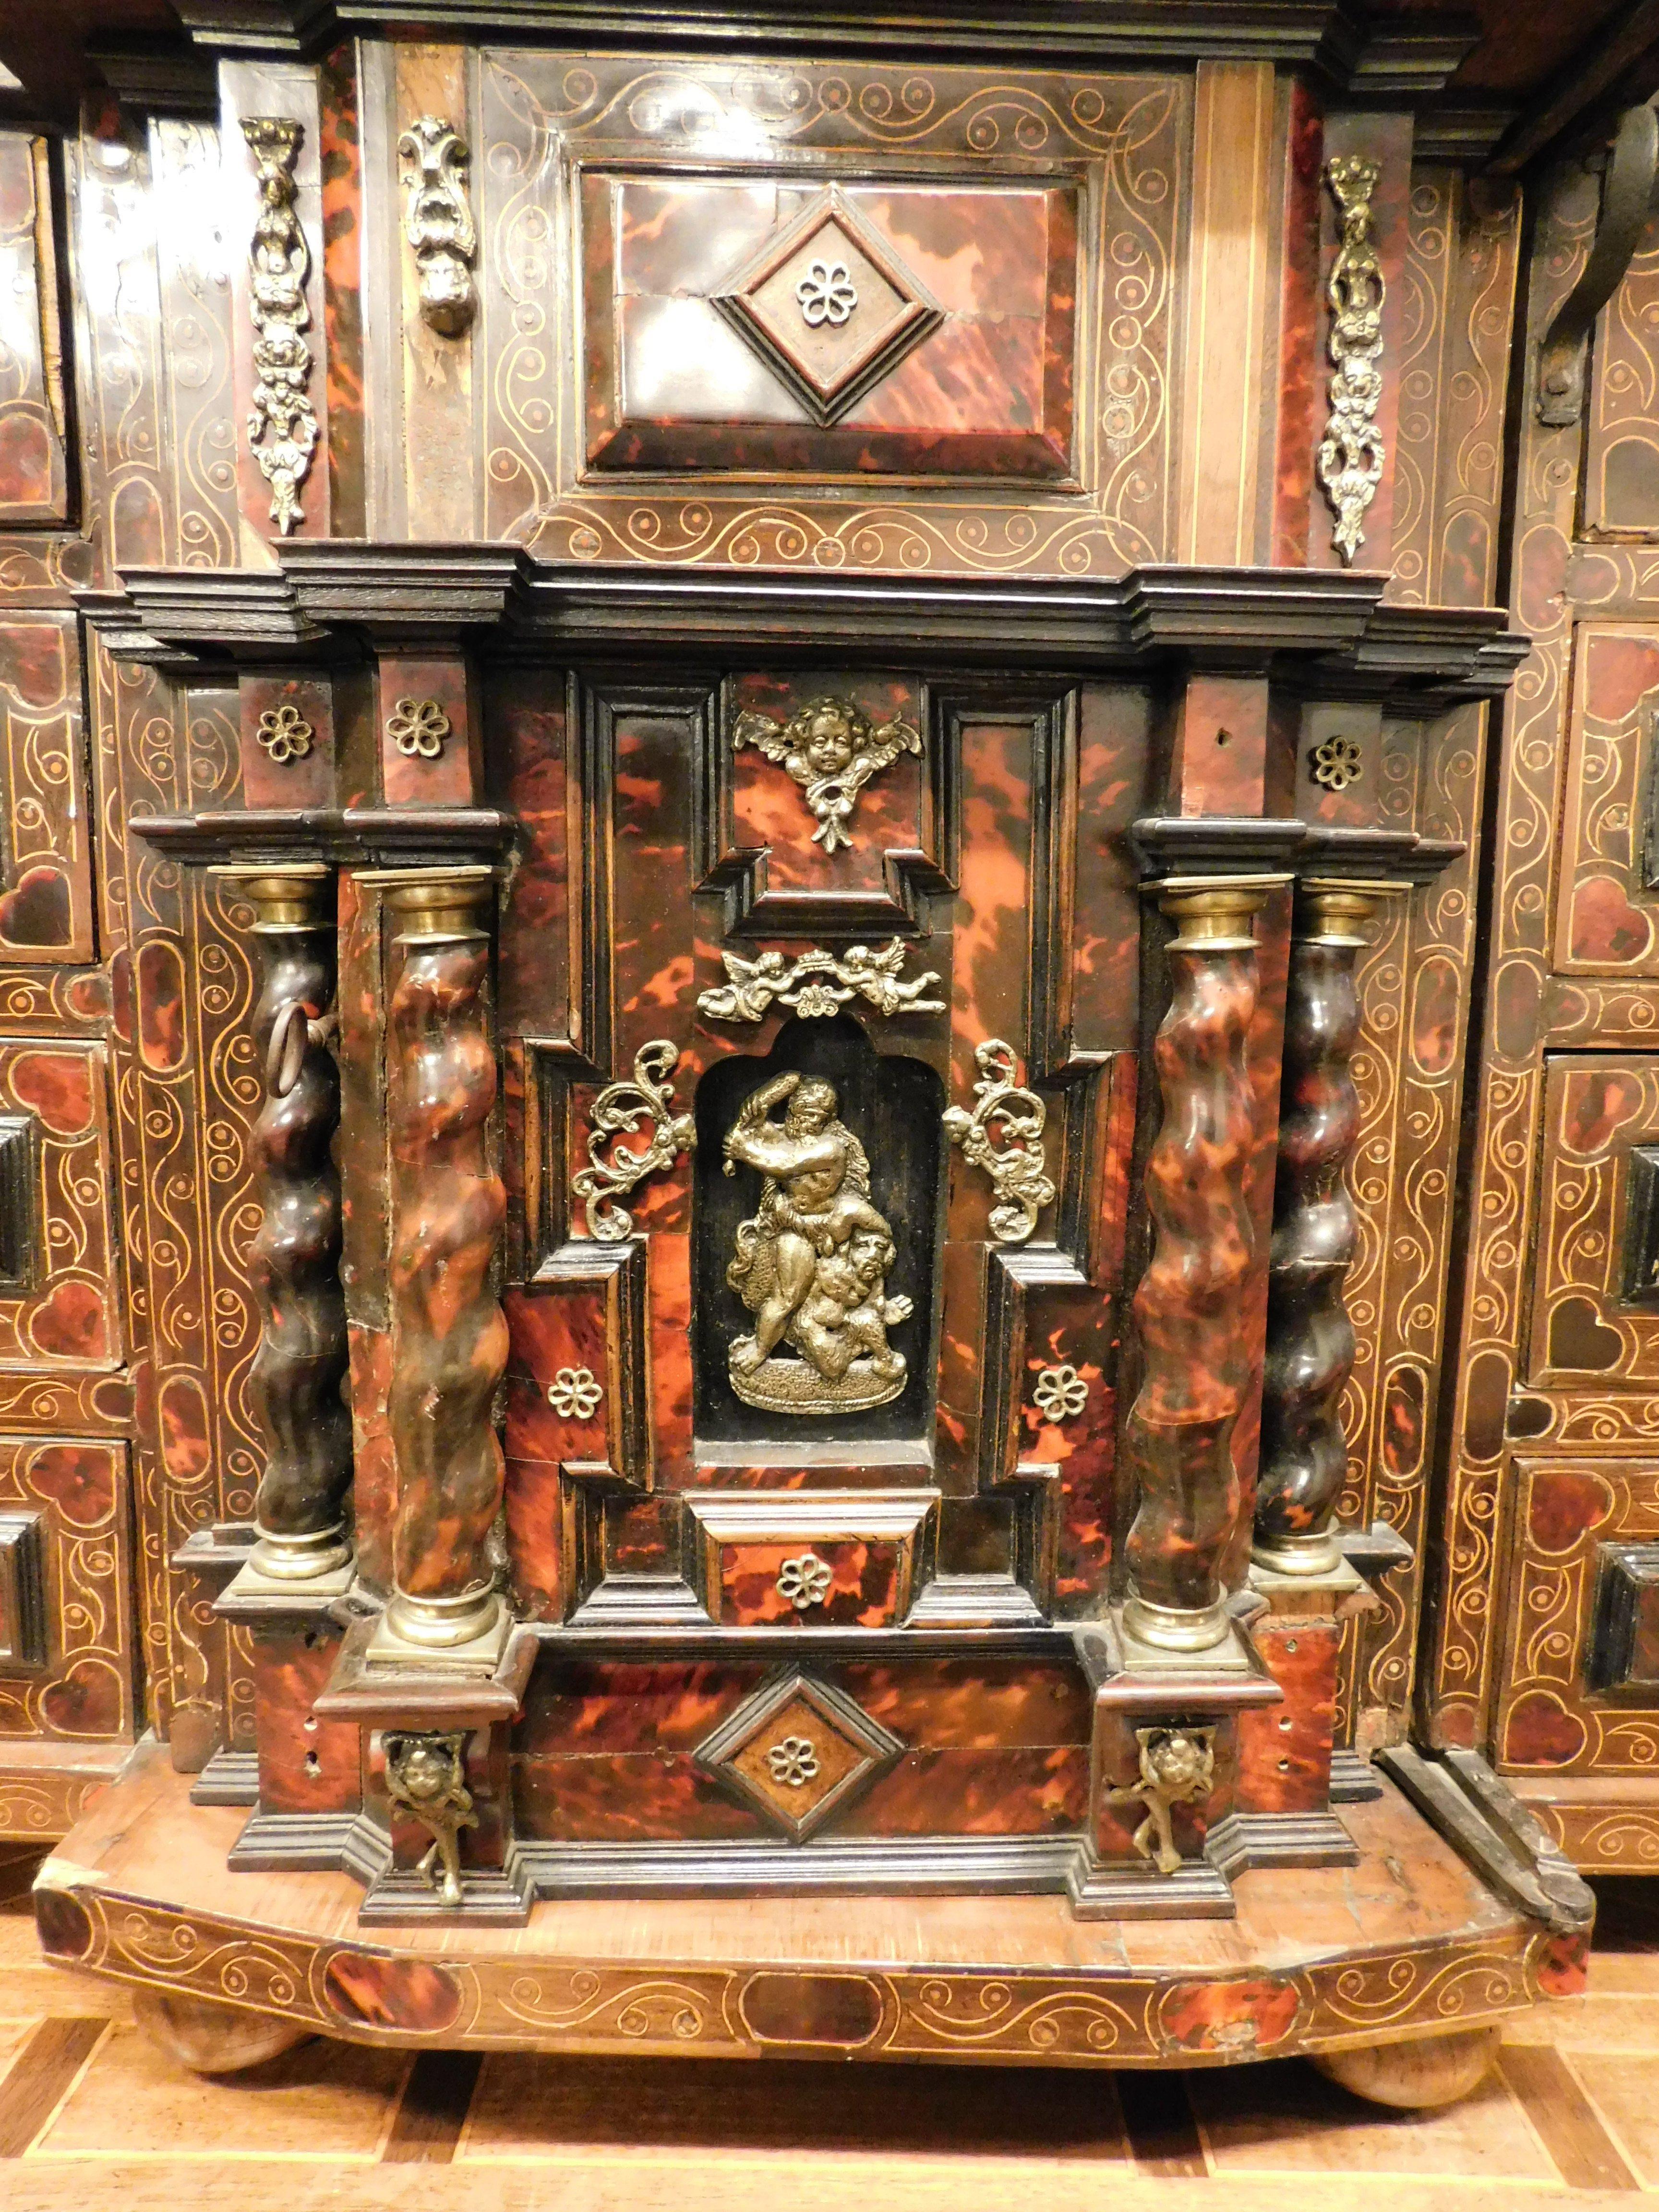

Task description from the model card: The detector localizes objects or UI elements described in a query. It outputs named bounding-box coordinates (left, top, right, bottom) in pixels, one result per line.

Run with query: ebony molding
left=84, top=553, right=1527, bottom=705
left=129, top=807, right=517, bottom=865
left=169, top=1, right=1479, bottom=96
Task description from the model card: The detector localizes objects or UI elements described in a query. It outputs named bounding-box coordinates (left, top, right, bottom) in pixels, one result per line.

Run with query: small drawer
left=685, top=1491, right=938, bottom=1628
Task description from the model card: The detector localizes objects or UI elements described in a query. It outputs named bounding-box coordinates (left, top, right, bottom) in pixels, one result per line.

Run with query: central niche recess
left=693, top=1014, right=943, bottom=1450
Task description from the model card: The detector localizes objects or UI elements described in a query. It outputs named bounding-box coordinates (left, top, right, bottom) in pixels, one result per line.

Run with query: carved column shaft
left=223, top=863, right=351, bottom=1581
left=383, top=867, right=508, bottom=1655
left=1123, top=879, right=1267, bottom=1651
left=1254, top=879, right=1396, bottom=1573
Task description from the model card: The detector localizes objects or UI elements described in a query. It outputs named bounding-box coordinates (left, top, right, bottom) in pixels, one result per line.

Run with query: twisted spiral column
left=224, top=863, right=352, bottom=1582
left=1254, top=878, right=1397, bottom=1574
left=1123, top=878, right=1269, bottom=1652
left=382, top=867, right=509, bottom=1654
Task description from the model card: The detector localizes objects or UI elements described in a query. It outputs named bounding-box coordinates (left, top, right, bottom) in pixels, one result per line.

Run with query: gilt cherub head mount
left=733, top=695, right=922, bottom=854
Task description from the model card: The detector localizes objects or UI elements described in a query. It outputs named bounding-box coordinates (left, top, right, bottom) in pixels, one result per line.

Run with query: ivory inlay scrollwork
left=241, top=117, right=317, bottom=538
left=733, top=697, right=921, bottom=854
left=697, top=938, right=944, bottom=1023
left=572, top=1041, right=697, bottom=1243
left=1317, top=155, right=1385, bottom=565
left=398, top=117, right=477, bottom=336
left=943, top=1040, right=1056, bottom=1246
left=723, top=1070, right=910, bottom=1414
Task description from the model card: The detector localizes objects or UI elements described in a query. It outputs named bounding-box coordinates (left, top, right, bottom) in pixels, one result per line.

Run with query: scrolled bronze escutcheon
left=943, top=1040, right=1056, bottom=1246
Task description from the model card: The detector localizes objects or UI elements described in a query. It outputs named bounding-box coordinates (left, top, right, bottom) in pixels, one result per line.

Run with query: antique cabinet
left=1430, top=132, right=1659, bottom=1876
left=0, top=1, right=1595, bottom=2106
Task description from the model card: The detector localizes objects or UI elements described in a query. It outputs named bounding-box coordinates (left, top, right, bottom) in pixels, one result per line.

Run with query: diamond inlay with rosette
left=693, top=1668, right=904, bottom=1842
left=711, top=184, right=943, bottom=428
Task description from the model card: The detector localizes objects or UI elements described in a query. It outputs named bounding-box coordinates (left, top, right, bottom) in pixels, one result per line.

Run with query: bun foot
left=1312, top=2023, right=1503, bottom=2109
left=131, top=1987, right=314, bottom=2074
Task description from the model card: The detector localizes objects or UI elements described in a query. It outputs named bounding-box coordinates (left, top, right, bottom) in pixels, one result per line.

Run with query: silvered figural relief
left=722, top=1070, right=910, bottom=1414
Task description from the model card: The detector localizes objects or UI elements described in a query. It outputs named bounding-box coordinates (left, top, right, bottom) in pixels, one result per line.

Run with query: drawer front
left=1496, top=1458, right=1659, bottom=1777
left=1527, top=1055, right=1659, bottom=1386
left=685, top=1491, right=938, bottom=1629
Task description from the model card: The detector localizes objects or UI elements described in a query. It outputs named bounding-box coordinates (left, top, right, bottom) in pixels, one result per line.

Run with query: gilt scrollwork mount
left=241, top=116, right=318, bottom=538
left=398, top=116, right=477, bottom=337
left=733, top=697, right=921, bottom=855
left=571, top=1040, right=697, bottom=1243
left=1318, top=154, right=1385, bottom=565
left=944, top=1039, right=1057, bottom=1246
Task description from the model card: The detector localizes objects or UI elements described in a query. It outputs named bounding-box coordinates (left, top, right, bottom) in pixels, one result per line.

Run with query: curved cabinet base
left=35, top=1742, right=1584, bottom=2100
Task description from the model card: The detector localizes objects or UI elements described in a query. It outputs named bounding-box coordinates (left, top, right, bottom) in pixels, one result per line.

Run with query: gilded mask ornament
left=723, top=1070, right=910, bottom=1415
left=383, top=1730, right=477, bottom=1909
left=398, top=116, right=477, bottom=337
left=1106, top=1726, right=1216, bottom=1877
left=733, top=697, right=922, bottom=854
left=241, top=117, right=318, bottom=537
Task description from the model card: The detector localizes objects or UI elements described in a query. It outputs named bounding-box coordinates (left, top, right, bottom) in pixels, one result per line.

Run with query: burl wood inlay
left=1123, top=881, right=1267, bottom=1650
left=383, top=869, right=509, bottom=1649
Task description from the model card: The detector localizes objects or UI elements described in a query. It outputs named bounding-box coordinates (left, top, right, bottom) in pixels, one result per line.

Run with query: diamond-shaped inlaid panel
left=694, top=1669, right=903, bottom=1842
left=712, top=185, right=943, bottom=427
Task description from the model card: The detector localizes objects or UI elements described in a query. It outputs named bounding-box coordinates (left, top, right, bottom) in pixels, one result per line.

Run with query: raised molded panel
left=0, top=614, right=94, bottom=965
left=584, top=174, right=1075, bottom=479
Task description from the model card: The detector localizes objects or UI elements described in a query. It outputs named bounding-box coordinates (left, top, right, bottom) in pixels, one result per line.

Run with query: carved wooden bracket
left=1537, top=104, right=1659, bottom=428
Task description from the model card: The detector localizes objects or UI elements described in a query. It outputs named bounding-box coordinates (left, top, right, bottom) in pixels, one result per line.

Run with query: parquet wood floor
left=0, top=1842, right=1654, bottom=2212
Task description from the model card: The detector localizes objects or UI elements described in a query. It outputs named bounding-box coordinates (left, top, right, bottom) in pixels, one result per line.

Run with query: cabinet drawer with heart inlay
left=684, top=1491, right=938, bottom=1628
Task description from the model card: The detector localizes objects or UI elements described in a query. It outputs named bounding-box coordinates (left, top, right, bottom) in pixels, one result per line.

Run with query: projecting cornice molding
left=81, top=549, right=1527, bottom=708
left=169, top=2, right=1479, bottom=95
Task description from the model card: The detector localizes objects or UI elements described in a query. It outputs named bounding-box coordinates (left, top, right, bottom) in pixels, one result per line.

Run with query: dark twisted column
left=225, top=864, right=352, bottom=1583
left=1123, top=879, right=1268, bottom=1652
left=381, top=867, right=509, bottom=1656
left=1254, top=878, right=1395, bottom=1575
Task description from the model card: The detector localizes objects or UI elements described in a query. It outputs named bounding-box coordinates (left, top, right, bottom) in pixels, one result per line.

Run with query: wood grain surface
left=0, top=1845, right=1654, bottom=2202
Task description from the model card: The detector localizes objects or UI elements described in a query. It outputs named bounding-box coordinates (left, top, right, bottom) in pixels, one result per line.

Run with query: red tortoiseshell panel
left=1235, top=1614, right=1339, bottom=1814
left=252, top=1626, right=361, bottom=1815
left=842, top=1745, right=1088, bottom=1835
left=1553, top=628, right=1659, bottom=975
left=515, top=1751, right=769, bottom=1841
left=719, top=1540, right=898, bottom=1627
left=378, top=655, right=474, bottom=807
left=240, top=673, right=334, bottom=811
left=0, top=1042, right=120, bottom=1370
left=0, top=614, right=94, bottom=964
left=584, top=177, right=1076, bottom=480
